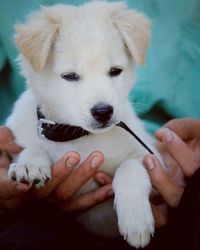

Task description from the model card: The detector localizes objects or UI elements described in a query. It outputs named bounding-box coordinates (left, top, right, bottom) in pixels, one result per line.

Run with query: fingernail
left=98, top=178, right=105, bottom=185
left=66, top=157, right=79, bottom=168
left=91, top=156, right=102, bottom=168
left=107, top=189, right=114, bottom=197
left=159, top=128, right=173, bottom=143
left=145, top=157, right=155, bottom=170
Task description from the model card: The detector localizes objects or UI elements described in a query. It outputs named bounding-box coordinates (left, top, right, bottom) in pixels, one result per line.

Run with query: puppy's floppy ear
left=110, top=2, right=151, bottom=65
left=15, top=7, right=60, bottom=72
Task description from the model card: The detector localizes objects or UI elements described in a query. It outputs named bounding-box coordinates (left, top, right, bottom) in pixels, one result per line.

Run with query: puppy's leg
left=8, top=148, right=51, bottom=188
left=113, top=158, right=154, bottom=248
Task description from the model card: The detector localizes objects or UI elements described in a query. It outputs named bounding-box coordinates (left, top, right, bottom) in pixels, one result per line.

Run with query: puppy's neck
left=34, top=96, right=68, bottom=124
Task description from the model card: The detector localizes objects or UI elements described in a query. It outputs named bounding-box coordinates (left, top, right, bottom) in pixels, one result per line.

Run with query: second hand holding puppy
left=143, top=118, right=200, bottom=226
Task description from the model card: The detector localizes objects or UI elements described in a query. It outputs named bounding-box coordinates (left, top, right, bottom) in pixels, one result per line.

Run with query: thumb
left=143, top=155, right=183, bottom=208
left=0, top=127, right=23, bottom=154
left=6, top=142, right=23, bottom=154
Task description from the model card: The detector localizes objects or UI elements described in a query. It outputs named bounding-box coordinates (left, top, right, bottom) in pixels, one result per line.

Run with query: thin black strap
left=117, top=121, right=154, bottom=154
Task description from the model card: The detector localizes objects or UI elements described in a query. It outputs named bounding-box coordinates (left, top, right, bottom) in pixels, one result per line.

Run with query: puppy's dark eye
left=61, top=72, right=80, bottom=81
left=108, top=67, right=123, bottom=77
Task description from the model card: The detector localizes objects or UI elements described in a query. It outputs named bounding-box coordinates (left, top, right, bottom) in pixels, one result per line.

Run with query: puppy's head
left=16, top=1, right=150, bottom=133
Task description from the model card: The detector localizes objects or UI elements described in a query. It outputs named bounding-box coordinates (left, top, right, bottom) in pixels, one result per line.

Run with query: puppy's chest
left=47, top=127, right=145, bottom=175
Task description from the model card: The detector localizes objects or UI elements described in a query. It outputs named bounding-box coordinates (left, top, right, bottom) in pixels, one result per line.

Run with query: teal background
left=0, top=0, right=200, bottom=134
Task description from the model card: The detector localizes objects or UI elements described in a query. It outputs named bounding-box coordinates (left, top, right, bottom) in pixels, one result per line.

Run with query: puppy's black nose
left=91, top=103, right=113, bottom=123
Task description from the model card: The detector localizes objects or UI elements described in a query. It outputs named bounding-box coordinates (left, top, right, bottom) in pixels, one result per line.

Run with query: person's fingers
left=0, top=127, right=23, bottom=154
left=0, top=151, right=10, bottom=169
left=59, top=184, right=113, bottom=213
left=2, top=194, right=27, bottom=210
left=93, top=171, right=113, bottom=186
left=0, top=168, right=30, bottom=199
left=164, top=118, right=200, bottom=141
left=6, top=143, right=23, bottom=154
left=155, top=128, right=200, bottom=176
left=151, top=204, right=167, bottom=228
left=51, top=151, right=104, bottom=201
left=35, top=152, right=80, bottom=198
left=143, top=155, right=184, bottom=207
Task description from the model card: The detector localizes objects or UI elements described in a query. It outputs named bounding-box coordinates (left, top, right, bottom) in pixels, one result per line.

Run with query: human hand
left=0, top=126, right=113, bottom=213
left=0, top=126, right=23, bottom=154
left=33, top=151, right=113, bottom=214
left=157, top=118, right=200, bottom=176
left=143, top=118, right=200, bottom=227
left=0, top=127, right=30, bottom=210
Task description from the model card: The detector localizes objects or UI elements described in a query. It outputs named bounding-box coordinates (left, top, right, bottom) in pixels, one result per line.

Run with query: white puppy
left=6, top=1, right=161, bottom=248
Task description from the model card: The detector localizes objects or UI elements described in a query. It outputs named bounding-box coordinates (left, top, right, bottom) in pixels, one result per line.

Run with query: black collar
left=37, top=107, right=89, bottom=142
left=37, top=107, right=154, bottom=154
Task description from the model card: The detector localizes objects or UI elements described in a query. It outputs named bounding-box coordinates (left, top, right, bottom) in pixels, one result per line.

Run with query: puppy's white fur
left=6, top=1, right=160, bottom=248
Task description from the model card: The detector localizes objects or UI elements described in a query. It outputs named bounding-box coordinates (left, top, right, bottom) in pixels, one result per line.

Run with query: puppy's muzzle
left=91, top=103, right=113, bottom=125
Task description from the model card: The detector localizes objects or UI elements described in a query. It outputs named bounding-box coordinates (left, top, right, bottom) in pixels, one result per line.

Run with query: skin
left=0, top=128, right=29, bottom=210
left=0, top=126, right=113, bottom=212
left=1, top=118, right=200, bottom=227
left=143, top=118, right=200, bottom=227
left=33, top=151, right=114, bottom=213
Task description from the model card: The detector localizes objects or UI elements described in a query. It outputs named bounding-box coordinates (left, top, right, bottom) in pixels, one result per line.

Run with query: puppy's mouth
left=87, top=119, right=118, bottom=134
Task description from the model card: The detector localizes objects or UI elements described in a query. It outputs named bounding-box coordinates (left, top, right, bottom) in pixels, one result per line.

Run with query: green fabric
left=0, top=0, right=200, bottom=134
left=129, top=0, right=200, bottom=133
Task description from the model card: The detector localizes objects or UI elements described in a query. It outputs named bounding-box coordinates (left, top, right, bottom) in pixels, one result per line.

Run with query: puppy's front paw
left=116, top=200, right=154, bottom=248
left=8, top=162, right=51, bottom=188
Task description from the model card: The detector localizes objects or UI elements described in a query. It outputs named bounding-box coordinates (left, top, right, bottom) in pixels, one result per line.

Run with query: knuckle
left=64, top=198, right=87, bottom=212
left=78, top=166, right=95, bottom=179
left=52, top=165, right=71, bottom=180
left=93, top=190, right=107, bottom=203
left=168, top=189, right=183, bottom=208
left=54, top=189, right=72, bottom=201
left=152, top=173, right=166, bottom=186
